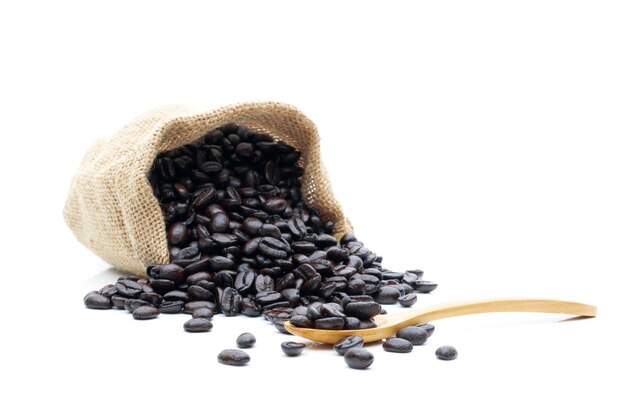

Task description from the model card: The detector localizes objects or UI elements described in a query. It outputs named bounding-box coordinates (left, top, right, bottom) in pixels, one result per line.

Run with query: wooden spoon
left=283, top=298, right=597, bottom=344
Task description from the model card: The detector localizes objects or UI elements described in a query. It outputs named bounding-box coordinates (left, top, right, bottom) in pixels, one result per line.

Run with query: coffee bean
left=167, top=223, right=189, bottom=246
left=383, top=338, right=413, bottom=353
left=375, top=286, right=401, bottom=304
left=344, top=301, right=381, bottom=319
left=236, top=332, right=256, bottom=348
left=133, top=305, right=159, bottom=320
left=184, top=318, right=213, bottom=332
left=84, top=292, right=112, bottom=309
left=399, top=293, right=417, bottom=307
left=419, top=323, right=435, bottom=337
left=111, top=295, right=127, bottom=309
left=220, top=287, right=242, bottom=316
left=218, top=349, right=250, bottom=366
left=334, top=335, right=364, bottom=355
left=344, top=348, right=374, bottom=369
left=192, top=307, right=214, bottom=319
left=414, top=280, right=438, bottom=293
left=314, top=317, right=345, bottom=330
left=158, top=264, right=186, bottom=285
left=210, top=213, right=230, bottom=233
left=396, top=326, right=428, bottom=345
left=115, top=279, right=143, bottom=298
left=281, top=341, right=306, bottom=357
left=125, top=299, right=151, bottom=312
left=436, top=345, right=457, bottom=360
left=183, top=301, right=215, bottom=314
left=159, top=300, right=184, bottom=314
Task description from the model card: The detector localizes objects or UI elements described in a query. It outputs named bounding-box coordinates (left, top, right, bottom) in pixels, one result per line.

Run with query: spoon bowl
left=284, top=298, right=597, bottom=344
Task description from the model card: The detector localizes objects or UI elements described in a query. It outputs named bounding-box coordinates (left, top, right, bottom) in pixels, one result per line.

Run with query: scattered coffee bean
left=84, top=292, right=112, bottom=309
left=344, top=348, right=374, bottom=369
left=236, top=332, right=256, bottom=348
left=218, top=349, right=250, bottom=366
left=399, top=293, right=417, bottom=307
left=132, top=305, right=159, bottom=320
left=396, top=326, right=428, bottom=345
left=281, top=341, right=306, bottom=357
left=192, top=307, right=214, bottom=319
left=419, top=323, right=435, bottom=337
left=184, top=318, right=213, bottom=332
left=436, top=345, right=457, bottom=360
left=383, top=337, right=413, bottom=353
left=333, top=335, right=364, bottom=355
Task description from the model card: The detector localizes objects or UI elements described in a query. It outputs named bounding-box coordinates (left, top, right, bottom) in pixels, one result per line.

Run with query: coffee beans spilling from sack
left=83, top=123, right=437, bottom=333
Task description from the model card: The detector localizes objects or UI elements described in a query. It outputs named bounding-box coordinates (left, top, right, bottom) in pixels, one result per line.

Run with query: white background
left=1, top=1, right=624, bottom=412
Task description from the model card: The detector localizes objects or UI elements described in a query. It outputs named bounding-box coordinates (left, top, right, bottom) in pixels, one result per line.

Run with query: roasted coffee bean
left=399, top=293, right=417, bottom=307
left=159, top=300, right=184, bottom=314
left=98, top=284, right=117, bottom=298
left=234, top=269, right=255, bottom=294
left=281, top=341, right=306, bottom=357
left=289, top=315, right=314, bottom=328
left=139, top=292, right=163, bottom=307
left=414, top=280, right=438, bottom=293
left=396, top=326, right=428, bottom=345
left=133, top=305, right=159, bottom=320
left=183, top=301, right=215, bottom=314
left=210, top=213, right=230, bottom=233
left=220, top=287, right=242, bottom=316
left=334, top=335, right=364, bottom=355
left=184, top=318, right=213, bottom=332
left=344, top=317, right=361, bottom=330
left=84, top=293, right=112, bottom=309
left=383, top=338, right=413, bottom=353
left=258, top=237, right=289, bottom=259
left=192, top=187, right=216, bottom=210
left=236, top=332, right=256, bottom=348
left=273, top=320, right=291, bottom=334
left=209, top=256, right=234, bottom=271
left=241, top=297, right=262, bottom=317
left=163, top=290, right=189, bottom=303
left=320, top=303, right=345, bottom=318
left=111, top=295, right=128, bottom=309
left=359, top=319, right=377, bottom=329
left=167, top=223, right=189, bottom=246
left=344, top=301, right=381, bottom=319
left=263, top=197, right=288, bottom=214
left=420, top=323, right=435, bottom=337
left=188, top=285, right=213, bottom=301
left=218, top=349, right=250, bottom=366
left=375, top=286, right=401, bottom=304
left=314, top=317, right=345, bottom=330
left=158, top=264, right=186, bottom=285
left=436, top=345, right=457, bottom=360
left=125, top=299, right=151, bottom=312
left=344, top=348, right=374, bottom=369
left=192, top=307, right=214, bottom=319
left=115, top=279, right=143, bottom=298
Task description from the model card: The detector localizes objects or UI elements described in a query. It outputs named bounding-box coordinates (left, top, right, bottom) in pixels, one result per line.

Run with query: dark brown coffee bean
left=414, top=280, right=438, bottom=293
left=344, top=348, right=374, bottom=369
left=236, top=332, right=256, bottom=348
left=209, top=213, right=230, bottom=233
left=84, top=292, right=112, bottom=309
left=183, top=301, right=215, bottom=314
left=220, top=287, right=241, bottom=316
left=160, top=300, right=184, bottom=314
left=167, top=223, right=189, bottom=246
left=314, top=317, right=345, bottom=330
left=383, top=338, right=413, bottom=353
left=263, top=197, right=288, bottom=214
left=133, top=305, right=159, bottom=320
left=420, top=323, right=435, bottom=337
left=396, top=326, right=428, bottom=345
left=334, top=335, right=364, bottom=355
left=115, top=279, right=143, bottom=298
left=111, top=295, right=127, bottom=309
left=192, top=187, right=216, bottom=210
left=344, top=301, right=381, bottom=319
left=281, top=341, right=305, bottom=357
left=436, top=345, right=457, bottom=360
left=217, top=349, right=250, bottom=366
left=184, top=318, right=213, bottom=332
left=241, top=297, right=262, bottom=317
left=399, top=293, right=417, bottom=307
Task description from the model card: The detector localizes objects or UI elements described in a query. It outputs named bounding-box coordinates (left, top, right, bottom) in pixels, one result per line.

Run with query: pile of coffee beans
left=84, top=123, right=437, bottom=336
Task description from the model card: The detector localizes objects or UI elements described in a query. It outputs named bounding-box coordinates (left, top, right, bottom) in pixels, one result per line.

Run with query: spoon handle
left=385, top=298, right=597, bottom=330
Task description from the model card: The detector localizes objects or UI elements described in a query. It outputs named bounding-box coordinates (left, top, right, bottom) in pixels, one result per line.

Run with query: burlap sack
left=64, top=102, right=352, bottom=276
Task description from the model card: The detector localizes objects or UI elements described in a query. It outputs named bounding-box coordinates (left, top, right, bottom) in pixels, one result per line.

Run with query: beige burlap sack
left=64, top=102, right=352, bottom=276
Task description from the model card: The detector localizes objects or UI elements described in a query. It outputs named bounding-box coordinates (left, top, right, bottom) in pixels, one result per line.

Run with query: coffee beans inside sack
left=67, top=103, right=438, bottom=365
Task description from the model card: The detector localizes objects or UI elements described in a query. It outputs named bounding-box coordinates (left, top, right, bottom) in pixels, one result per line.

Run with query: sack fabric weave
left=64, top=102, right=352, bottom=276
